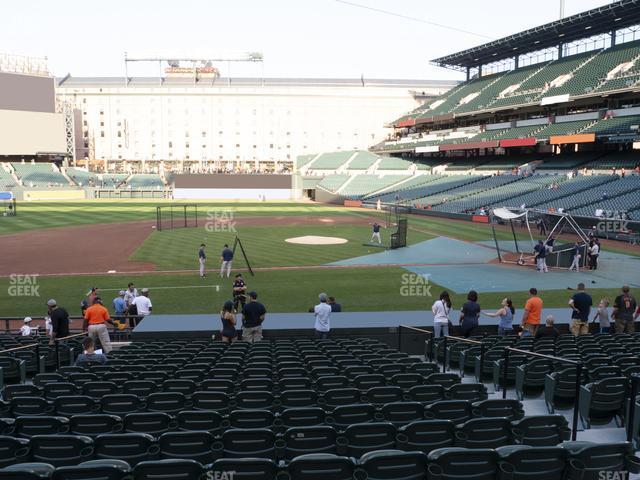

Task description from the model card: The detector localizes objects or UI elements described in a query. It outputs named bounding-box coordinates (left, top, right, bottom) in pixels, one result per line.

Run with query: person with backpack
left=431, top=291, right=452, bottom=338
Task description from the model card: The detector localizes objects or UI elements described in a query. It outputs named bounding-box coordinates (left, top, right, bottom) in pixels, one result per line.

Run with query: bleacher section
left=125, top=174, right=165, bottom=190
left=309, top=151, right=355, bottom=170
left=340, top=174, right=409, bottom=199
left=345, top=151, right=378, bottom=171
left=316, top=174, right=349, bottom=192
left=0, top=169, right=17, bottom=190
left=11, top=163, right=70, bottom=188
left=1, top=334, right=640, bottom=478
left=376, top=157, right=413, bottom=170
left=66, top=168, right=98, bottom=187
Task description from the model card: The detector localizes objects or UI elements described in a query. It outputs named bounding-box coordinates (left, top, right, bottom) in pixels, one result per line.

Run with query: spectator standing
left=47, top=299, right=69, bottom=346
left=75, top=337, right=108, bottom=366
left=521, top=288, right=543, bottom=337
left=431, top=291, right=452, bottom=338
left=131, top=288, right=153, bottom=325
left=483, top=298, right=515, bottom=336
left=113, top=291, right=126, bottom=316
left=459, top=290, right=480, bottom=338
left=592, top=299, right=610, bottom=333
left=535, top=315, right=559, bottom=339
left=612, top=285, right=637, bottom=333
left=20, top=317, right=33, bottom=337
left=220, top=244, right=234, bottom=278
left=83, top=297, right=113, bottom=353
left=220, top=300, right=237, bottom=343
left=198, top=244, right=207, bottom=278
left=241, top=291, right=266, bottom=343
left=232, top=273, right=247, bottom=312
left=569, top=283, right=592, bottom=336
left=313, top=293, right=332, bottom=339
left=124, top=283, right=138, bottom=309
left=328, top=297, right=342, bottom=312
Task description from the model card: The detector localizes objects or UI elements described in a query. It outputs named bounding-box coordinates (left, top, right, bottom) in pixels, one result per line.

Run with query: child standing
left=592, top=299, right=610, bottom=333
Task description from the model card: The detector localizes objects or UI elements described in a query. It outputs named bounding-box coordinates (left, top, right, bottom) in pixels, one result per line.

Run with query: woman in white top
left=432, top=291, right=452, bottom=338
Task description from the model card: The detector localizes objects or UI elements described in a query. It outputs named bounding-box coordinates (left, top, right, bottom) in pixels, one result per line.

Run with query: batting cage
left=0, top=192, right=16, bottom=217
left=156, top=204, right=199, bottom=231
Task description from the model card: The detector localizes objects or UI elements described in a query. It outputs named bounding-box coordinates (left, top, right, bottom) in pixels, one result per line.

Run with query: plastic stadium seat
left=455, top=417, right=513, bottom=449
left=100, top=394, right=144, bottom=416
left=137, top=372, right=169, bottom=385
left=159, top=431, right=219, bottom=464
left=69, top=414, right=123, bottom=436
left=425, top=373, right=461, bottom=389
left=33, top=374, right=64, bottom=388
left=0, top=463, right=55, bottom=480
left=228, top=409, right=274, bottom=429
left=81, top=381, right=118, bottom=399
left=191, top=391, right=232, bottom=413
left=515, top=359, right=554, bottom=400
left=145, top=392, right=189, bottom=414
left=206, top=458, right=277, bottom=480
left=366, top=387, right=404, bottom=406
left=497, top=445, right=567, bottom=480
left=51, top=459, right=130, bottom=480
left=315, top=376, right=350, bottom=392
left=319, top=389, right=361, bottom=409
left=424, top=400, right=473, bottom=424
left=356, top=449, right=429, bottom=480
left=0, top=418, right=14, bottom=436
left=406, top=384, right=445, bottom=404
left=353, top=374, right=386, bottom=391
left=0, top=436, right=30, bottom=467
left=380, top=401, right=424, bottom=426
left=282, top=453, right=356, bottom=480
left=561, top=441, right=640, bottom=480
left=122, top=381, right=156, bottom=398
left=578, top=377, right=629, bottom=429
left=544, top=366, right=581, bottom=413
left=588, top=365, right=623, bottom=382
left=68, top=373, right=99, bottom=387
left=337, top=422, right=396, bottom=458
left=0, top=357, right=26, bottom=386
left=29, top=434, right=94, bottom=467
left=445, top=384, right=488, bottom=402
left=54, top=396, right=100, bottom=417
left=511, top=415, right=571, bottom=446
left=176, top=410, right=227, bottom=434
left=94, top=433, right=159, bottom=466
left=326, top=404, right=379, bottom=428
left=2, top=384, right=43, bottom=401
left=281, top=425, right=338, bottom=460
left=221, top=428, right=276, bottom=459
left=200, top=379, right=234, bottom=395
left=279, top=407, right=326, bottom=429
left=407, top=362, right=439, bottom=376
left=162, top=379, right=197, bottom=396
left=239, top=378, right=274, bottom=392
left=10, top=397, right=54, bottom=416
left=472, top=399, right=524, bottom=420
left=132, top=459, right=203, bottom=480
left=396, top=419, right=455, bottom=454
left=43, top=383, right=79, bottom=401
left=279, top=377, right=313, bottom=391
left=427, top=447, right=499, bottom=480
left=389, top=373, right=424, bottom=391
left=279, top=389, right=318, bottom=409
left=103, top=372, right=135, bottom=384
left=124, top=412, right=176, bottom=436
left=14, top=416, right=69, bottom=438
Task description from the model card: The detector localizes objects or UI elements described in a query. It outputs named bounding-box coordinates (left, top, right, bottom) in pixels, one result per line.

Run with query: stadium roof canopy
left=431, top=0, right=640, bottom=70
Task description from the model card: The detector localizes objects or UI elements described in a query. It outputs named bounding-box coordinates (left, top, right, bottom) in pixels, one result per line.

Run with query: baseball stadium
left=1, top=1, right=640, bottom=479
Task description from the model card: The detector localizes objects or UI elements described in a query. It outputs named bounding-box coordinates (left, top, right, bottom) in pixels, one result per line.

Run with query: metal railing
left=627, top=374, right=640, bottom=442
left=398, top=325, right=434, bottom=361
left=501, top=346, right=582, bottom=441
left=0, top=315, right=142, bottom=336
left=0, top=342, right=41, bottom=360
left=442, top=335, right=486, bottom=375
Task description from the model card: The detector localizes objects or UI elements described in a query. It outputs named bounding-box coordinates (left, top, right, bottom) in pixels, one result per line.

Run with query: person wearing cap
left=83, top=297, right=113, bottom=353
left=232, top=273, right=247, bottom=311
left=47, top=299, right=69, bottom=346
left=20, top=317, right=34, bottom=337
left=131, top=288, right=153, bottom=324
left=313, top=293, right=332, bottom=339
left=113, top=290, right=126, bottom=317
left=124, top=283, right=138, bottom=309
left=241, top=291, right=266, bottom=343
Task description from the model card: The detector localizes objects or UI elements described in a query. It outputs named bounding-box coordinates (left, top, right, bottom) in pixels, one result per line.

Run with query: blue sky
left=3, top=0, right=613, bottom=80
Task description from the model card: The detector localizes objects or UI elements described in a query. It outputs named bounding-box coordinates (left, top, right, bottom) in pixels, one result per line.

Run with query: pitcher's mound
left=285, top=235, right=348, bottom=245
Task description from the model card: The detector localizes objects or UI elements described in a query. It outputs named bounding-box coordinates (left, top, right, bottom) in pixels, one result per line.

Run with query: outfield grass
left=0, top=266, right=627, bottom=318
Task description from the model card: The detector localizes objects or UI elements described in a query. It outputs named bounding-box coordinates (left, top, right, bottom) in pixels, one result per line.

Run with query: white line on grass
left=99, top=285, right=221, bottom=292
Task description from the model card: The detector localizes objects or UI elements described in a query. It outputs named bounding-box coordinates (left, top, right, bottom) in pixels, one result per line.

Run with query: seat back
left=30, top=434, right=94, bottom=467
left=357, top=449, right=428, bottom=480
left=397, top=419, right=455, bottom=454
left=427, top=447, right=499, bottom=480
left=221, top=428, right=276, bottom=459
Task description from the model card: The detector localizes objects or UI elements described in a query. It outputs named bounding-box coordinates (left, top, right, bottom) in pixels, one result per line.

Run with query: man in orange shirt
left=83, top=297, right=113, bottom=353
left=521, top=287, right=543, bottom=336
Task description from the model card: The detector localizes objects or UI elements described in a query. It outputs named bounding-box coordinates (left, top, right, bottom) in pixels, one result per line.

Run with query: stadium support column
left=558, top=43, right=563, bottom=59
left=611, top=30, right=616, bottom=46
left=514, top=55, right=519, bottom=69
left=466, top=66, right=471, bottom=81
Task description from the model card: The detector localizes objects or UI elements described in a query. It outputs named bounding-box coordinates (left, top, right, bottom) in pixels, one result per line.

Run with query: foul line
left=99, top=285, right=221, bottom=291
